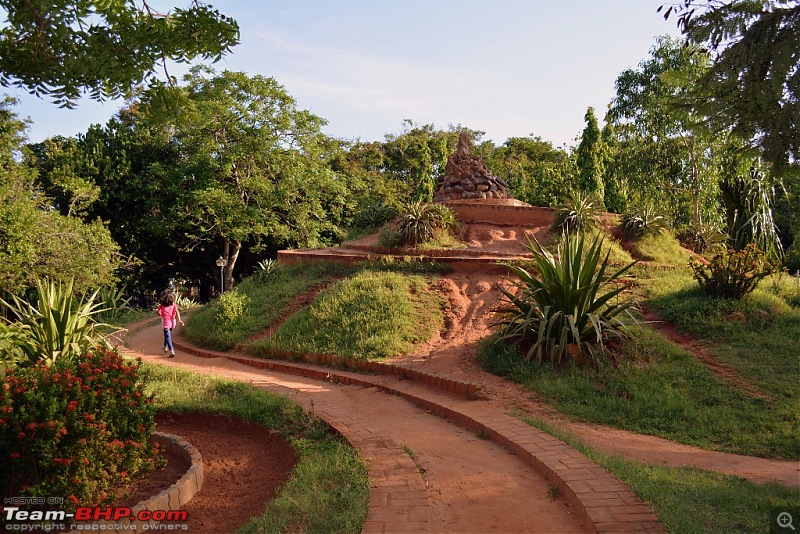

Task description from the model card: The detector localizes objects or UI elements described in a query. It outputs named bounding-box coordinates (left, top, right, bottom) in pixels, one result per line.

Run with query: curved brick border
left=168, top=338, right=663, bottom=533
left=90, top=432, right=202, bottom=529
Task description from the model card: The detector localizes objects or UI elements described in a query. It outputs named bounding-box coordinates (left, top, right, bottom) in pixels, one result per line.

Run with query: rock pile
left=433, top=132, right=510, bottom=202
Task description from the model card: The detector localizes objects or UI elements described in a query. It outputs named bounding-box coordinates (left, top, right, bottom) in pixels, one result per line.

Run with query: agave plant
left=397, top=201, right=457, bottom=247
left=551, top=191, right=601, bottom=234
left=95, top=285, right=132, bottom=321
left=495, top=232, right=638, bottom=366
left=620, top=204, right=668, bottom=240
left=0, top=278, right=117, bottom=366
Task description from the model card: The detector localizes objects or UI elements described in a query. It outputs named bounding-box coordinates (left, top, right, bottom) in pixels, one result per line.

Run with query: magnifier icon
left=778, top=512, right=796, bottom=530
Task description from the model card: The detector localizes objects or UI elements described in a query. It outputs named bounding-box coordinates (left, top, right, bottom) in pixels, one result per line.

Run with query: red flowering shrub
left=689, top=244, right=776, bottom=300
left=0, top=347, right=163, bottom=509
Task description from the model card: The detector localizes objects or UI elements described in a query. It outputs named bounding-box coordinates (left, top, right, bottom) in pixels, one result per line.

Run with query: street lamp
left=216, top=256, right=228, bottom=294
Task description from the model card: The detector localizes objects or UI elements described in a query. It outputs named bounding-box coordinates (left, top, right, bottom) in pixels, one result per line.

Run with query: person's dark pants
left=163, top=328, right=174, bottom=351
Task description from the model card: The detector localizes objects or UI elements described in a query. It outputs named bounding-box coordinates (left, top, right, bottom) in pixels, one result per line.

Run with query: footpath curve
left=123, top=320, right=664, bottom=533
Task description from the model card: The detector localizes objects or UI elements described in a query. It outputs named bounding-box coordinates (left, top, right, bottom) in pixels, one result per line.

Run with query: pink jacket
left=158, top=304, right=178, bottom=329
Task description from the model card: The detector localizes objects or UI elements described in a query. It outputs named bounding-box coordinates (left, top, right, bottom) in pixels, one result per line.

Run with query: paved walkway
left=123, top=320, right=664, bottom=533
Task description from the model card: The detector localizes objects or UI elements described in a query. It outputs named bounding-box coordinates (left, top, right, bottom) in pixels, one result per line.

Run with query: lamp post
left=215, top=256, right=228, bottom=294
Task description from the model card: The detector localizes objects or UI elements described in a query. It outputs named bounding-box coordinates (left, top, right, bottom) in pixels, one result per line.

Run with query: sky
left=8, top=1, right=682, bottom=148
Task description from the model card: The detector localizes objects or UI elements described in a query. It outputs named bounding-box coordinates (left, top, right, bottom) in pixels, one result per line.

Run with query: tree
left=662, top=1, right=800, bottom=175
left=0, top=98, right=119, bottom=295
left=0, top=1, right=239, bottom=107
left=606, top=36, right=725, bottom=228
left=575, top=107, right=605, bottom=203
left=485, top=136, right=574, bottom=207
left=169, top=68, right=347, bottom=290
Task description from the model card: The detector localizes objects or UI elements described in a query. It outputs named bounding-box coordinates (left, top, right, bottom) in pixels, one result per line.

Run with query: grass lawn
left=247, top=269, right=445, bottom=360
left=140, top=363, right=369, bottom=533
left=479, top=232, right=800, bottom=459
left=184, top=262, right=353, bottom=350
left=518, top=414, right=800, bottom=534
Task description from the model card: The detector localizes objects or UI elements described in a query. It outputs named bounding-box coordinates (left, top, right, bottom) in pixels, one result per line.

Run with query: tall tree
left=169, top=67, right=347, bottom=290
left=0, top=1, right=239, bottom=107
left=662, top=0, right=800, bottom=176
left=575, top=107, right=605, bottom=203
left=0, top=98, right=119, bottom=295
left=607, top=35, right=724, bottom=228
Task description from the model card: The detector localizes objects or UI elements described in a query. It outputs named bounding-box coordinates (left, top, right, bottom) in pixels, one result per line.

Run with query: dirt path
left=127, top=323, right=587, bottom=533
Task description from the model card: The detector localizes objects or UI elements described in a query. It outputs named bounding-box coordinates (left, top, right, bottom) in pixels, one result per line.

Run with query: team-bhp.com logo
left=3, top=506, right=188, bottom=531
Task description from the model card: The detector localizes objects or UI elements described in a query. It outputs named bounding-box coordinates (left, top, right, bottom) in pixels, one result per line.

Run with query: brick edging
left=90, top=432, right=202, bottom=529
left=168, top=340, right=663, bottom=533
left=172, top=341, right=482, bottom=401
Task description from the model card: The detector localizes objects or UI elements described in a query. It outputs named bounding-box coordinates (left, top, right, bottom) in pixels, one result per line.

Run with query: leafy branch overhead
left=0, top=0, right=239, bottom=107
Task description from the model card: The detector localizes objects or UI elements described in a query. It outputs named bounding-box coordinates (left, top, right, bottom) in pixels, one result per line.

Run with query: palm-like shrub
left=397, top=201, right=457, bottom=247
left=0, top=278, right=115, bottom=366
left=677, top=221, right=727, bottom=254
left=95, top=285, right=131, bottom=322
left=551, top=191, right=601, bottom=234
left=353, top=202, right=398, bottom=229
left=621, top=205, right=668, bottom=240
left=720, top=168, right=783, bottom=260
left=495, top=232, right=638, bottom=366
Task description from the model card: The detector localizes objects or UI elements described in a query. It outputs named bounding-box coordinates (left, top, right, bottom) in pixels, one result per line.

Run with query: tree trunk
left=222, top=239, right=241, bottom=291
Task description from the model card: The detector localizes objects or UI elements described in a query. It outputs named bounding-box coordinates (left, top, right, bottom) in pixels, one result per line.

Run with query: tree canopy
left=0, top=0, right=239, bottom=107
left=663, top=0, right=800, bottom=175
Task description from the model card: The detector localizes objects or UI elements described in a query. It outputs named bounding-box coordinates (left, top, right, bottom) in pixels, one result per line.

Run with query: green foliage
left=576, top=107, right=606, bottom=202
left=666, top=1, right=800, bottom=174
left=0, top=323, right=27, bottom=374
left=0, top=278, right=117, bottom=367
left=95, top=286, right=131, bottom=322
left=255, top=258, right=280, bottom=281
left=168, top=67, right=348, bottom=288
left=184, top=263, right=349, bottom=350
left=606, top=36, right=724, bottom=230
left=676, top=221, right=727, bottom=254
left=495, top=232, right=638, bottom=366
left=0, top=1, right=239, bottom=108
left=353, top=201, right=397, bottom=229
left=252, top=271, right=443, bottom=360
left=485, top=136, right=575, bottom=208
left=215, top=290, right=250, bottom=325
left=720, top=166, right=783, bottom=260
left=0, top=349, right=162, bottom=508
left=630, top=231, right=692, bottom=267
left=0, top=99, right=120, bottom=295
left=397, top=201, right=457, bottom=247
left=620, top=205, right=668, bottom=240
left=690, top=244, right=776, bottom=299
left=550, top=191, right=602, bottom=234
left=172, top=294, right=196, bottom=311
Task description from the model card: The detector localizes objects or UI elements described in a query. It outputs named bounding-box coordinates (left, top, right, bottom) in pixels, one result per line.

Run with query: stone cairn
left=433, top=132, right=510, bottom=202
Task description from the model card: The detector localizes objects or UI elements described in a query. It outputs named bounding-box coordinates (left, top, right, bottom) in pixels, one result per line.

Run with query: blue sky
left=8, top=1, right=681, bottom=148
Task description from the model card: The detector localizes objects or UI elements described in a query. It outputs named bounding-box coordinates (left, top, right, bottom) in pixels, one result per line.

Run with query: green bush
left=216, top=290, right=250, bottom=324
left=0, top=348, right=162, bottom=509
left=551, top=191, right=601, bottom=234
left=496, top=232, right=638, bottom=366
left=690, top=244, right=775, bottom=300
